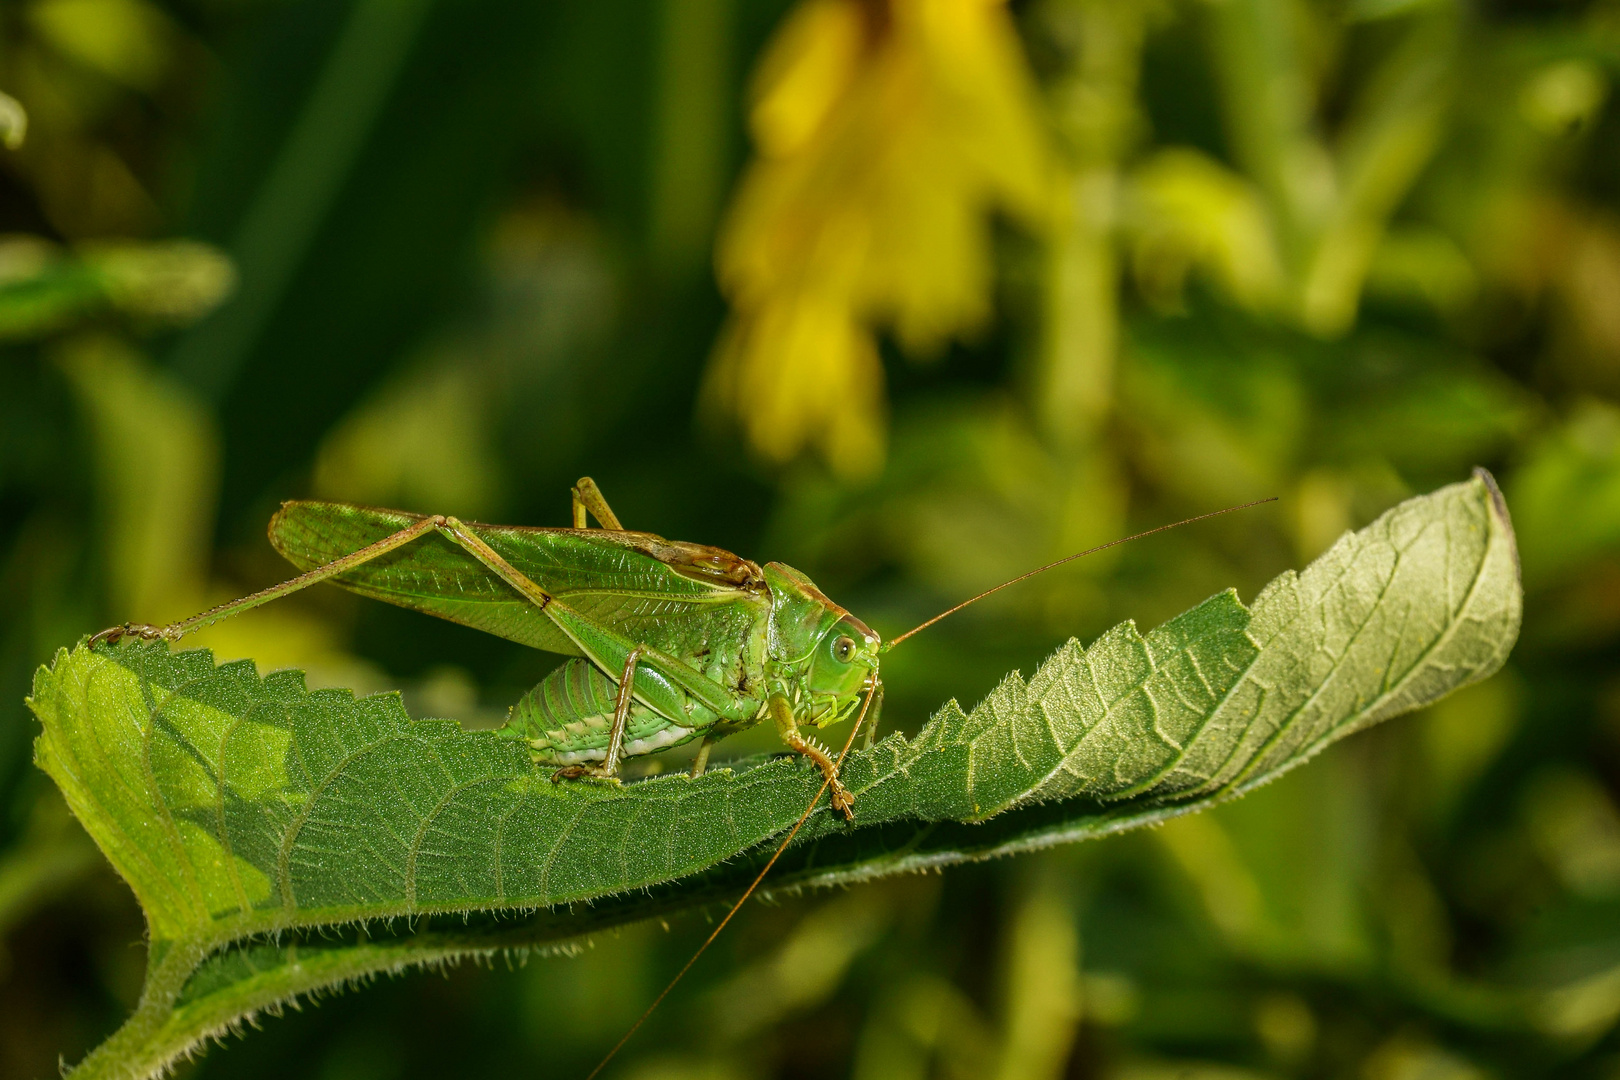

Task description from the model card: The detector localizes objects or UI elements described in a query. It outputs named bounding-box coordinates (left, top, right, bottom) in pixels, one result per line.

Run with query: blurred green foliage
left=0, top=0, right=1616, bottom=1076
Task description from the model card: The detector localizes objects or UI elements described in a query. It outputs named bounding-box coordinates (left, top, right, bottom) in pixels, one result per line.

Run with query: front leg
left=770, top=695, right=855, bottom=821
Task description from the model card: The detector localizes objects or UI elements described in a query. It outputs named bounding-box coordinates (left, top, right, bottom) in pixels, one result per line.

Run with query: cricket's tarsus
left=87, top=476, right=1275, bottom=1079
left=88, top=621, right=174, bottom=646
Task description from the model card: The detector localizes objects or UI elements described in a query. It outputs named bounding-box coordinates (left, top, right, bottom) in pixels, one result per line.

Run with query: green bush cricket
left=90, top=477, right=1272, bottom=1074
left=92, top=478, right=882, bottom=815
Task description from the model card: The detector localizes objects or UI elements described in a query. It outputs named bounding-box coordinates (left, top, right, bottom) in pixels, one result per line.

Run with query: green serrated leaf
left=27, top=471, right=1521, bottom=1078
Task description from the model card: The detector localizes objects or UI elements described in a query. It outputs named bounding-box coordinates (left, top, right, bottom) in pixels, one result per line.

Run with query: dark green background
left=2, top=0, right=1619, bottom=1076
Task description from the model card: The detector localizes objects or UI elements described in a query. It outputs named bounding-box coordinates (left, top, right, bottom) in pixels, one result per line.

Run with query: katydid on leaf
left=90, top=478, right=1273, bottom=820
left=88, top=476, right=1273, bottom=1076
left=91, top=478, right=882, bottom=817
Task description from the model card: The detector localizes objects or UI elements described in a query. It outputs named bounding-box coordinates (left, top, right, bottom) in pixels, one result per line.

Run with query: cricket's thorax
left=763, top=563, right=851, bottom=667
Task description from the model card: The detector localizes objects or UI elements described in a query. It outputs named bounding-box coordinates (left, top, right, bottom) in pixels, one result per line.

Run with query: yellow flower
left=706, top=0, right=1051, bottom=477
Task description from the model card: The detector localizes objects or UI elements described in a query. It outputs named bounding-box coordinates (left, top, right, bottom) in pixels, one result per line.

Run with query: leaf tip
left=1472, top=465, right=1520, bottom=582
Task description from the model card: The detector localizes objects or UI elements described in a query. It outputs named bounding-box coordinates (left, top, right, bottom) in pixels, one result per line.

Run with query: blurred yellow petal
left=749, top=0, right=865, bottom=157
left=710, top=0, right=1051, bottom=473
left=707, top=296, right=886, bottom=478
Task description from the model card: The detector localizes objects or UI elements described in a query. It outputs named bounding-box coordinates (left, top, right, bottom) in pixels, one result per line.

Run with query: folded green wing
left=268, top=501, right=769, bottom=657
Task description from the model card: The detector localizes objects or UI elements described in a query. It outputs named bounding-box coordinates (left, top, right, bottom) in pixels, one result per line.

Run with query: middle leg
left=689, top=736, right=714, bottom=778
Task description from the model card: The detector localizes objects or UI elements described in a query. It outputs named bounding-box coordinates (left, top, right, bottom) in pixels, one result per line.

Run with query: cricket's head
left=763, top=562, right=881, bottom=727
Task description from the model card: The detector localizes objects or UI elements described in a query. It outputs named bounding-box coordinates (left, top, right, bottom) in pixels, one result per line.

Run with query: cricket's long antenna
left=884, top=497, right=1278, bottom=651
left=584, top=679, right=880, bottom=1080
left=583, top=495, right=1272, bottom=1077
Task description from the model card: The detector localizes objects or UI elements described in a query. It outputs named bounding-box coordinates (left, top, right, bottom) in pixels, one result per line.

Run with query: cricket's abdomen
left=507, top=658, right=711, bottom=763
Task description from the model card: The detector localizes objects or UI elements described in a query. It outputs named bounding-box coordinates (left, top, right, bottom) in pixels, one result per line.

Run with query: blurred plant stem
left=1205, top=0, right=1332, bottom=270
left=852, top=972, right=995, bottom=1080
left=650, top=0, right=734, bottom=277
left=994, top=858, right=1084, bottom=1080
left=1206, top=0, right=1457, bottom=334
left=1299, top=10, right=1456, bottom=334
left=1037, top=0, right=1154, bottom=449
left=169, top=0, right=434, bottom=400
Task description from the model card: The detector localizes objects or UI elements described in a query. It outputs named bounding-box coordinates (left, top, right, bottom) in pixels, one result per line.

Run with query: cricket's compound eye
left=831, top=635, right=857, bottom=664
